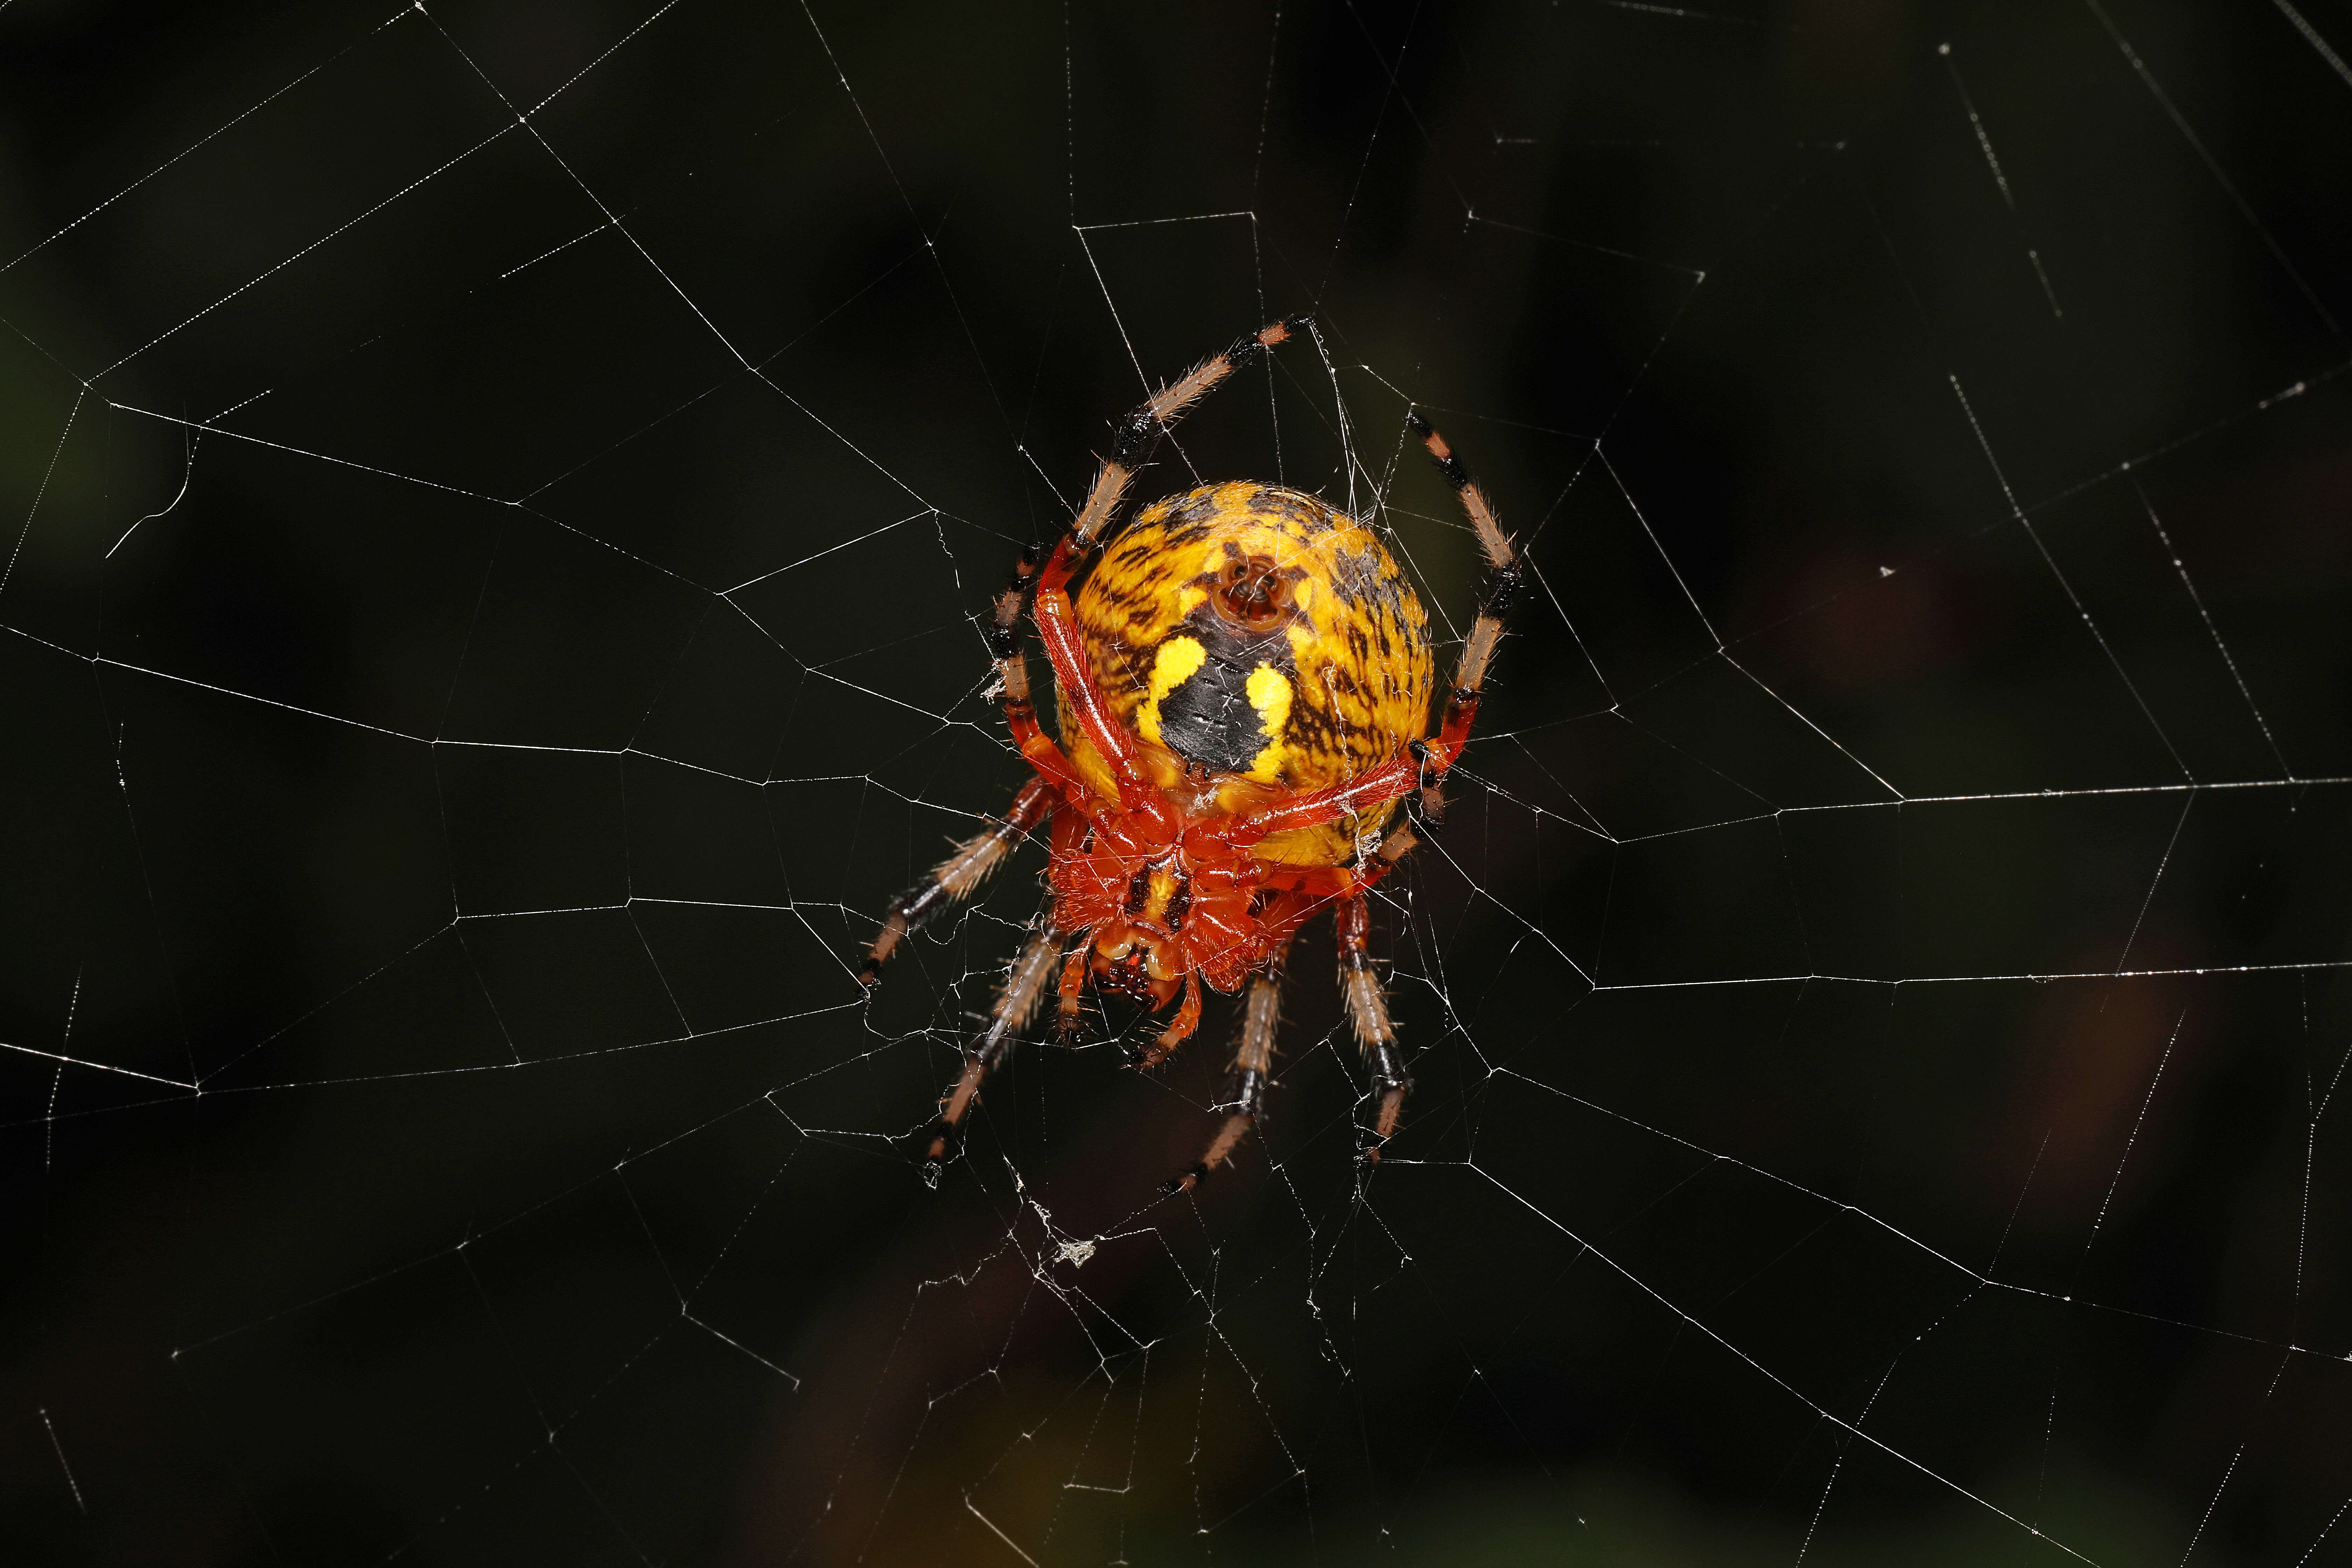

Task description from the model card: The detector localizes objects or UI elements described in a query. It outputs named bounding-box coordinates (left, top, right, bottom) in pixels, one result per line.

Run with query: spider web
left=6, top=0, right=2352, bottom=1562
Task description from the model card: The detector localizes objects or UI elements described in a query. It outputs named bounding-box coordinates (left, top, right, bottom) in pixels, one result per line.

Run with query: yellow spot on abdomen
left=1137, top=636, right=1207, bottom=747
left=1245, top=663, right=1294, bottom=782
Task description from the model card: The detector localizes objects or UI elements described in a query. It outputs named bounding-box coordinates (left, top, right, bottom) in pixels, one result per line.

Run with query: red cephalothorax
left=1046, top=798, right=1330, bottom=1028
left=859, top=317, right=1522, bottom=1191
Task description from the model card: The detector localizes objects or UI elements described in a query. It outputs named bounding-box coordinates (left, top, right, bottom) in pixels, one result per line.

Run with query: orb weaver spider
left=860, top=317, right=1521, bottom=1191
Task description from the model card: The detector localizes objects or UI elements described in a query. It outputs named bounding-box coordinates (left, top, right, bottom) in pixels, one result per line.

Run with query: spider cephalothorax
left=859, top=317, right=1521, bottom=1190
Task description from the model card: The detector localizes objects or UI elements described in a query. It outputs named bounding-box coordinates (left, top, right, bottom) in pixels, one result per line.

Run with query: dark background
left=5, top=0, right=2352, bottom=1562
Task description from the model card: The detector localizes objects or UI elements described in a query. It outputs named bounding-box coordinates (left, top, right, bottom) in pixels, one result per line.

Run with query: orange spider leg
left=1221, top=750, right=1430, bottom=844
left=1031, top=582, right=1176, bottom=832
left=1131, top=972, right=1203, bottom=1069
left=860, top=776, right=1058, bottom=986
left=1255, top=864, right=1362, bottom=917
left=981, top=538, right=1094, bottom=809
left=1012, top=727, right=1092, bottom=805
left=1054, top=941, right=1089, bottom=1046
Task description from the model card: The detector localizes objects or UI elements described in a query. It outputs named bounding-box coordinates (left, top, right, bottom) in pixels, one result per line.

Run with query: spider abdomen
left=1065, top=482, right=1435, bottom=866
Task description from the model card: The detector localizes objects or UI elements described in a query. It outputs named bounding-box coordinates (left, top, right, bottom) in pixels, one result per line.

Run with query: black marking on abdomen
left=1157, top=651, right=1269, bottom=775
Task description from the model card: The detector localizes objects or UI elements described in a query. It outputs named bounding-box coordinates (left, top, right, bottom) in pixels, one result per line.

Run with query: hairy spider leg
left=963, top=318, right=1322, bottom=838
left=1164, top=948, right=1290, bottom=1195
left=920, top=922, right=1066, bottom=1184
left=1055, top=316, right=1312, bottom=561
left=1406, top=410, right=1524, bottom=775
left=1336, top=889, right=1411, bottom=1156
left=860, top=776, right=1057, bottom=986
left=1351, top=412, right=1521, bottom=1155
left=1021, top=315, right=1316, bottom=826
left=1205, top=408, right=1523, bottom=852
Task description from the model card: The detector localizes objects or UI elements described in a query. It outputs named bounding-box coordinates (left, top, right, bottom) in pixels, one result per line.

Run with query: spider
left=859, top=316, right=1521, bottom=1191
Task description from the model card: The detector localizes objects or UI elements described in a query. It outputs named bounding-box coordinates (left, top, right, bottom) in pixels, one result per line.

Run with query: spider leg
left=1219, top=411, right=1524, bottom=848
left=1018, top=316, right=1315, bottom=824
left=1030, top=584, right=1174, bottom=829
left=1051, top=316, right=1311, bottom=567
left=1163, top=954, right=1286, bottom=1195
left=1336, top=889, right=1411, bottom=1160
left=861, top=777, right=1056, bottom=986
left=981, top=319, right=1311, bottom=824
left=1406, top=410, right=1524, bottom=764
left=1054, top=941, right=1090, bottom=1046
left=1129, top=972, right=1204, bottom=1069
left=986, top=547, right=1090, bottom=801
left=1370, top=817, right=1420, bottom=870
left=920, top=920, right=1065, bottom=1185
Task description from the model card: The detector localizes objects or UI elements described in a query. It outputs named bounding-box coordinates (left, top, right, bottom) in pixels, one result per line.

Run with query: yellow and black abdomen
left=1064, top=482, right=1435, bottom=865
